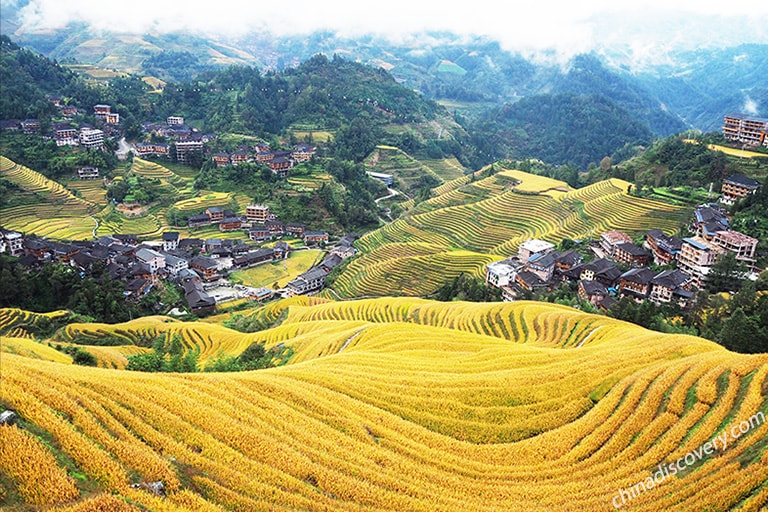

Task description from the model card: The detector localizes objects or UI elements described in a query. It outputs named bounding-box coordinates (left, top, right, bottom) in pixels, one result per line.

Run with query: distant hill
left=8, top=24, right=261, bottom=75
left=8, top=24, right=765, bottom=135
left=630, top=44, right=768, bottom=131
left=152, top=53, right=471, bottom=163
left=548, top=54, right=686, bottom=136
left=472, top=93, right=653, bottom=169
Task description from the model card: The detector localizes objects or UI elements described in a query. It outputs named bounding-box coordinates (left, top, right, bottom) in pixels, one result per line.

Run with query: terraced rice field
left=96, top=212, right=163, bottom=238
left=335, top=168, right=689, bottom=297
left=1, top=298, right=766, bottom=511
left=287, top=173, right=332, bottom=191
left=162, top=162, right=201, bottom=180
left=681, top=139, right=768, bottom=159
left=0, top=308, right=70, bottom=339
left=418, top=156, right=468, bottom=182
left=0, top=157, right=100, bottom=239
left=171, top=192, right=235, bottom=214
left=63, top=178, right=108, bottom=205
left=0, top=337, right=74, bottom=364
left=365, top=146, right=443, bottom=194
left=130, top=158, right=187, bottom=187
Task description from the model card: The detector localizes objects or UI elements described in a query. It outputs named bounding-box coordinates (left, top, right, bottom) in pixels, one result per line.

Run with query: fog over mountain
left=4, top=0, right=768, bottom=65
left=2, top=0, right=767, bottom=134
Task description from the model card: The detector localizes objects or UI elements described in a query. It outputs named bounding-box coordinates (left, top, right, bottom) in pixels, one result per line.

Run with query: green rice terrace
left=364, top=145, right=467, bottom=196
left=331, top=167, right=691, bottom=298
left=0, top=155, right=240, bottom=240
left=0, top=156, right=101, bottom=240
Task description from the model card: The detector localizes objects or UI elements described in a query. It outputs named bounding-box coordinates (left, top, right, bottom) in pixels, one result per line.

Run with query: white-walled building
left=518, top=239, right=554, bottom=263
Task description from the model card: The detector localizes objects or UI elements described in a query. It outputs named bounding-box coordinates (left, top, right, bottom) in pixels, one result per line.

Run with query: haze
left=11, top=0, right=768, bottom=60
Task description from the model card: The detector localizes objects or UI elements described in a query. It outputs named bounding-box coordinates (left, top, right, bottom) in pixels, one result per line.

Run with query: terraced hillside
left=130, top=158, right=187, bottom=184
left=170, top=192, right=236, bottom=215
left=364, top=145, right=467, bottom=195
left=0, top=156, right=100, bottom=240
left=333, top=167, right=690, bottom=297
left=1, top=298, right=766, bottom=511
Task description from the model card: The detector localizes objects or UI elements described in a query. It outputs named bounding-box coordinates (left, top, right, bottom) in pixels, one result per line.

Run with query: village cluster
left=1, top=99, right=317, bottom=177
left=486, top=186, right=760, bottom=310
left=0, top=208, right=359, bottom=316
left=1, top=99, right=765, bottom=316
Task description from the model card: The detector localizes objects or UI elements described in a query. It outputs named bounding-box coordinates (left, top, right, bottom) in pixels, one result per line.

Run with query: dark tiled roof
left=620, top=267, right=655, bottom=285
left=517, top=270, right=547, bottom=288
left=724, top=174, right=761, bottom=189
left=652, top=269, right=691, bottom=289
left=580, top=279, right=608, bottom=296
left=190, top=256, right=218, bottom=269
left=616, top=243, right=650, bottom=257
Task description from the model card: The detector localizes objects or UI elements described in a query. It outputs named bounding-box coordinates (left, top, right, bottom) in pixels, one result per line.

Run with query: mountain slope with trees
left=471, top=93, right=653, bottom=169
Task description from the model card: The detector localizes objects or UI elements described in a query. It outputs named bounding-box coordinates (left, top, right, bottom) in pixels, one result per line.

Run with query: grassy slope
left=0, top=298, right=766, bottom=511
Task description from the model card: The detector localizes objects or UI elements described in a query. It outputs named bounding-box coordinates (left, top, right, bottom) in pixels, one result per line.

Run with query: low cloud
left=743, top=97, right=759, bottom=116
left=13, top=0, right=768, bottom=62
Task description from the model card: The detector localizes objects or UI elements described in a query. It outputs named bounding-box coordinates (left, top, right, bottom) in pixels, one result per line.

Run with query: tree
left=433, top=273, right=502, bottom=302
left=707, top=252, right=748, bottom=293
left=126, top=352, right=165, bottom=372
left=334, top=117, right=379, bottom=162
left=72, top=349, right=97, bottom=366
left=716, top=308, right=762, bottom=353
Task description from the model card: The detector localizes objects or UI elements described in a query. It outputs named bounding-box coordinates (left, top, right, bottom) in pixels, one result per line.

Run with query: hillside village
left=1, top=100, right=317, bottom=176
left=0, top=219, right=356, bottom=316
left=486, top=194, right=760, bottom=310
left=483, top=166, right=762, bottom=307
left=0, top=91, right=766, bottom=318
left=0, top=98, right=349, bottom=316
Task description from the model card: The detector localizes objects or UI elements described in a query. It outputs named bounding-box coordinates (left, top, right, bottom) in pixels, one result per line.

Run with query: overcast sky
left=12, top=0, right=768, bottom=58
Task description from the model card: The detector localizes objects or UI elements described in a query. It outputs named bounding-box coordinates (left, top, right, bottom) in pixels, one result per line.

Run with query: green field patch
left=229, top=249, right=322, bottom=289
left=436, top=60, right=467, bottom=75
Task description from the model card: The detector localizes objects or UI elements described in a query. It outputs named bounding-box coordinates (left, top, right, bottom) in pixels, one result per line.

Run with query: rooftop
left=652, top=269, right=691, bottom=289
left=714, top=230, right=758, bottom=246
left=683, top=237, right=714, bottom=252
left=520, top=239, right=555, bottom=253
left=725, top=113, right=768, bottom=124
left=723, top=174, right=761, bottom=189
left=620, top=267, right=655, bottom=284
left=601, top=230, right=632, bottom=244
left=616, top=243, right=649, bottom=257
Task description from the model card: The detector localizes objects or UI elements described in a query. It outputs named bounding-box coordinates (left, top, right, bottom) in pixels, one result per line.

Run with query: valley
left=1, top=10, right=767, bottom=512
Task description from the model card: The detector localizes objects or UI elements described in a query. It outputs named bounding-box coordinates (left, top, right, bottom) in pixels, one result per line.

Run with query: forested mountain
left=547, top=55, right=685, bottom=136
left=0, top=36, right=81, bottom=122
left=3, top=24, right=765, bottom=172
left=155, top=54, right=444, bottom=136
left=472, top=93, right=652, bottom=169
left=629, top=44, right=768, bottom=131
left=8, top=17, right=766, bottom=136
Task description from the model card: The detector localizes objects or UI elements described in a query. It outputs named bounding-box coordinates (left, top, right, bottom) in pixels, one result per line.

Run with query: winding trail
left=90, top=215, right=100, bottom=238
left=374, top=187, right=400, bottom=204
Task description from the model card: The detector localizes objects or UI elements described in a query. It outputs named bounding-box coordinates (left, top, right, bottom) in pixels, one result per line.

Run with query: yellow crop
left=2, top=297, right=766, bottom=511
left=0, top=424, right=79, bottom=506
left=336, top=169, right=688, bottom=297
